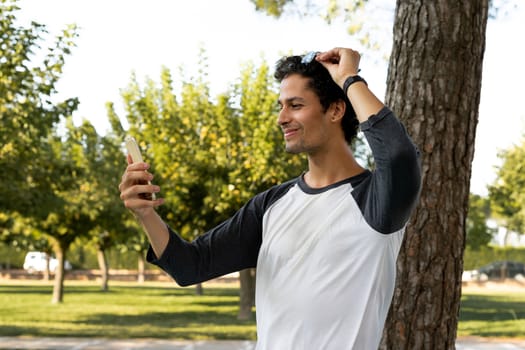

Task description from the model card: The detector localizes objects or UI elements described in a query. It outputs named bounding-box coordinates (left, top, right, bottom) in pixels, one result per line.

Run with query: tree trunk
left=137, top=253, right=146, bottom=283
left=195, top=283, right=203, bottom=295
left=238, top=268, right=255, bottom=320
left=43, top=253, right=51, bottom=281
left=380, top=1, right=488, bottom=348
left=51, top=248, right=65, bottom=304
left=97, top=248, right=109, bottom=292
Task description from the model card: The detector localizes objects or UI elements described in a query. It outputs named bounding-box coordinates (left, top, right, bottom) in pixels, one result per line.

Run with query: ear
left=329, top=99, right=346, bottom=123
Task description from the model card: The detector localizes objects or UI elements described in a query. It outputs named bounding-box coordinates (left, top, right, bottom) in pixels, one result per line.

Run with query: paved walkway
left=1, top=337, right=525, bottom=350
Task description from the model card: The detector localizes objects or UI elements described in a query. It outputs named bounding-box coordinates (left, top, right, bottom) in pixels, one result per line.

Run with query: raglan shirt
left=147, top=106, right=422, bottom=350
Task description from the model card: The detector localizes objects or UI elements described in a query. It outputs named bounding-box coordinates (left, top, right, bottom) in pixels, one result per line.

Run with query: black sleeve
left=352, top=107, right=422, bottom=234
left=146, top=180, right=296, bottom=286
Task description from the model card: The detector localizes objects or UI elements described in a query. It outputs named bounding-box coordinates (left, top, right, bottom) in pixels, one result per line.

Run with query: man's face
left=278, top=74, right=333, bottom=155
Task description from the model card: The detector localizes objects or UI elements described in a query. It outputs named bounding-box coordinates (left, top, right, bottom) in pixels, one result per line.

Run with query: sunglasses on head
left=301, top=51, right=361, bottom=73
left=301, top=51, right=320, bottom=64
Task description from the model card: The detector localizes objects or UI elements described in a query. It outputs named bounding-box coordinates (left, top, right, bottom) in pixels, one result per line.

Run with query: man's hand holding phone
left=119, top=137, right=163, bottom=216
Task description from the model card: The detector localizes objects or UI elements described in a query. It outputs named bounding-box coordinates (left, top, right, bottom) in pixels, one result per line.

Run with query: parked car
left=472, top=260, right=525, bottom=280
left=23, top=251, right=72, bottom=273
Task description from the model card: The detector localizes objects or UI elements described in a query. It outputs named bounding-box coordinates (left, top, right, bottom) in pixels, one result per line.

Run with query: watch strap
left=343, top=75, right=367, bottom=95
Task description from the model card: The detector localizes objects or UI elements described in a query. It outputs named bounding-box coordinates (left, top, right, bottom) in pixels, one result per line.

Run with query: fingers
left=127, top=160, right=149, bottom=171
left=120, top=164, right=153, bottom=189
left=316, top=47, right=361, bottom=87
left=121, top=192, right=164, bottom=210
left=119, top=181, right=163, bottom=211
left=119, top=162, right=163, bottom=211
left=316, top=47, right=344, bottom=62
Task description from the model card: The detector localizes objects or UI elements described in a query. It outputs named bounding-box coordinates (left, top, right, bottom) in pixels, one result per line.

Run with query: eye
left=291, top=103, right=303, bottom=109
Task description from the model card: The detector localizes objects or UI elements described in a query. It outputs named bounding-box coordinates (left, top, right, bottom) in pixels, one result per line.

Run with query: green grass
left=458, top=290, right=525, bottom=338
left=1, top=281, right=524, bottom=340
left=0, top=280, right=256, bottom=340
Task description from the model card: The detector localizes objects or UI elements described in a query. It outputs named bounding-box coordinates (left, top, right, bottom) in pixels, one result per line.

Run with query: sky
left=14, top=0, right=525, bottom=197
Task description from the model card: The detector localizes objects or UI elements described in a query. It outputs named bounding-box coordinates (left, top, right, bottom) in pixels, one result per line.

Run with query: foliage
left=114, top=59, right=305, bottom=240
left=0, top=0, right=79, bottom=216
left=250, top=0, right=391, bottom=55
left=489, top=139, right=525, bottom=235
left=466, top=194, right=496, bottom=250
left=463, top=246, right=525, bottom=271
left=250, top=0, right=294, bottom=17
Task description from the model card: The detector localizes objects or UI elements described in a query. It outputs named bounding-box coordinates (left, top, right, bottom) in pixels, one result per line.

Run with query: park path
left=1, top=337, right=525, bottom=350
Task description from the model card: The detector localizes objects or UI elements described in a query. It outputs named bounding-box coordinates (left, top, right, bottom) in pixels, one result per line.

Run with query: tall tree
left=210, top=62, right=306, bottom=319
left=381, top=2, right=488, bottom=347
left=466, top=194, right=495, bottom=250
left=38, top=119, right=101, bottom=303
left=0, top=0, right=78, bottom=216
left=0, top=0, right=79, bottom=279
left=106, top=101, right=154, bottom=284
left=488, top=140, right=525, bottom=237
left=83, top=122, right=131, bottom=291
left=253, top=0, right=490, bottom=346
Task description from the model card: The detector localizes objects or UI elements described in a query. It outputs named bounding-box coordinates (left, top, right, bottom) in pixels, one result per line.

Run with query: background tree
left=207, top=61, right=307, bottom=319
left=82, top=121, right=131, bottom=291
left=37, top=119, right=102, bottom=303
left=466, top=194, right=495, bottom=250
left=106, top=101, right=157, bottom=284
left=0, top=1, right=78, bottom=216
left=0, top=0, right=79, bottom=291
left=489, top=139, right=525, bottom=241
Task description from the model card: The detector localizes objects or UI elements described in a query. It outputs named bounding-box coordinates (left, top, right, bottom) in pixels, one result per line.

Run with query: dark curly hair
left=274, top=55, right=359, bottom=144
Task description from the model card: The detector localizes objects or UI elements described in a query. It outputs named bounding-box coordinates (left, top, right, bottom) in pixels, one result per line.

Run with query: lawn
left=0, top=280, right=256, bottom=340
left=458, top=288, right=525, bottom=338
left=0, top=280, right=524, bottom=340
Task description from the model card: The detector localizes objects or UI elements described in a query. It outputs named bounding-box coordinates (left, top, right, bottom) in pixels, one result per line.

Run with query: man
left=119, top=47, right=421, bottom=349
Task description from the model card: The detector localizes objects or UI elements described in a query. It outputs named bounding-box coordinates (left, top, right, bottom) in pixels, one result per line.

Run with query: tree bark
left=195, top=283, right=204, bottom=296
left=137, top=253, right=146, bottom=283
left=238, top=268, right=255, bottom=320
left=97, top=248, right=109, bottom=292
left=51, top=248, right=65, bottom=304
left=43, top=253, right=51, bottom=281
left=380, top=1, right=489, bottom=348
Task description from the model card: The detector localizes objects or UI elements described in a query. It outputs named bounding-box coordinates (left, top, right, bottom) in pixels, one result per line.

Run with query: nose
left=278, top=106, right=290, bottom=126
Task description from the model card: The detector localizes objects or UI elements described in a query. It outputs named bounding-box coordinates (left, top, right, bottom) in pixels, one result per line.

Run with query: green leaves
left=466, top=194, right=496, bottom=250
left=0, top=1, right=78, bottom=214
left=118, top=57, right=305, bottom=240
left=489, top=140, right=525, bottom=235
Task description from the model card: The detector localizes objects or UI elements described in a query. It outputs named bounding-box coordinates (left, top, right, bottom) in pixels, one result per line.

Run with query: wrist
left=133, top=207, right=157, bottom=221
left=342, top=74, right=367, bottom=95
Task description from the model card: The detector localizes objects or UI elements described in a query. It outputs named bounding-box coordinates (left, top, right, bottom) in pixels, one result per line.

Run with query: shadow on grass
left=0, top=285, right=53, bottom=294
left=3, top=311, right=256, bottom=340
left=76, top=310, right=246, bottom=327
left=0, top=283, right=256, bottom=340
left=459, top=293, right=525, bottom=337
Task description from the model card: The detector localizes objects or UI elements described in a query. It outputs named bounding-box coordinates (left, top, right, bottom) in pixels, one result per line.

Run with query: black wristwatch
left=343, top=75, right=367, bottom=95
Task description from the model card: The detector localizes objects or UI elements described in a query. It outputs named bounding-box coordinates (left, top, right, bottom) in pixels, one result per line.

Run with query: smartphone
left=125, top=136, right=156, bottom=201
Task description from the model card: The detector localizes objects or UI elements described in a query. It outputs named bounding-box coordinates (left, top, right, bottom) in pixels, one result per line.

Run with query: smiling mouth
left=283, top=128, right=299, bottom=139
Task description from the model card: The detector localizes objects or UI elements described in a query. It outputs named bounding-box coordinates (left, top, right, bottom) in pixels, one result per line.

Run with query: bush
left=463, top=246, right=525, bottom=270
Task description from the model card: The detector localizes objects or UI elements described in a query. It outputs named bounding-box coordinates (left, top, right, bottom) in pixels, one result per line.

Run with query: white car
left=23, top=251, right=72, bottom=273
